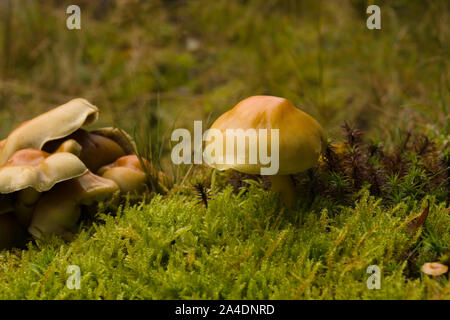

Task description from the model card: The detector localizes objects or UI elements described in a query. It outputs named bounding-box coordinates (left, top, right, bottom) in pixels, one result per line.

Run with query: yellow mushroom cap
left=204, top=95, right=326, bottom=175
left=0, top=98, right=98, bottom=166
left=422, top=262, right=448, bottom=276
left=0, top=148, right=88, bottom=194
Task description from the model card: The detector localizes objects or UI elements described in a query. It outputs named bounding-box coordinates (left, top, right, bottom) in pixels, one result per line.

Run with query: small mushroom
left=0, top=98, right=98, bottom=166
left=54, top=139, right=82, bottom=156
left=98, top=155, right=169, bottom=193
left=204, top=95, right=326, bottom=208
left=0, top=213, right=28, bottom=250
left=421, top=262, right=448, bottom=276
left=97, top=155, right=150, bottom=193
left=28, top=171, right=119, bottom=240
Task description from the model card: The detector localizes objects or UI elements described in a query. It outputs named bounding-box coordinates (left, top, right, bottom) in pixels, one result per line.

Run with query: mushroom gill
left=43, top=129, right=127, bottom=172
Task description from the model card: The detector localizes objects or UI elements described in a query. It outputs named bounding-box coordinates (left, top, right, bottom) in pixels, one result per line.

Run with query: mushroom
left=204, top=95, right=326, bottom=207
left=422, top=262, right=448, bottom=276
left=0, top=213, right=28, bottom=250
left=54, top=139, right=83, bottom=156
left=0, top=148, right=88, bottom=194
left=0, top=98, right=145, bottom=245
left=13, top=188, right=42, bottom=227
left=43, top=129, right=127, bottom=172
left=0, top=148, right=88, bottom=227
left=28, top=171, right=119, bottom=240
left=97, top=155, right=150, bottom=193
left=0, top=99, right=146, bottom=246
left=98, top=155, right=169, bottom=194
left=91, top=127, right=137, bottom=155
left=0, top=98, right=98, bottom=166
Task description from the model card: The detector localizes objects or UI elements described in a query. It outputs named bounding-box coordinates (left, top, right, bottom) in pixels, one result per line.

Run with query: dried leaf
left=408, top=199, right=430, bottom=234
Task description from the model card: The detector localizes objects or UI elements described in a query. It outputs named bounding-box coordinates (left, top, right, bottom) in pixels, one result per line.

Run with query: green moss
left=0, top=188, right=448, bottom=299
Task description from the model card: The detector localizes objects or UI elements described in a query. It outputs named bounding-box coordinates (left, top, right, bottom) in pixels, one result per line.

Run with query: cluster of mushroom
left=0, top=99, right=151, bottom=249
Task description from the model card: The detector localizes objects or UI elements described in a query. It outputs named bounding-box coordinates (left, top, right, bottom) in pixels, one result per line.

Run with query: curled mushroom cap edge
left=0, top=98, right=99, bottom=166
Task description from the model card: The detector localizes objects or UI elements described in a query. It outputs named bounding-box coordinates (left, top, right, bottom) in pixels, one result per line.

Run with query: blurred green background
left=0, top=0, right=448, bottom=157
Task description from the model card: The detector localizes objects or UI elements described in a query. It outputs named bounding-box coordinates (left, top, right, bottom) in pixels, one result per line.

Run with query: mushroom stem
left=28, top=171, right=119, bottom=240
left=269, top=175, right=296, bottom=208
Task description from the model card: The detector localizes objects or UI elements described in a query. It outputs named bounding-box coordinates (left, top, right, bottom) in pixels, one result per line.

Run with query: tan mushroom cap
left=0, top=148, right=88, bottom=194
left=28, top=171, right=119, bottom=239
left=0, top=98, right=98, bottom=166
left=422, top=262, right=448, bottom=276
left=98, top=155, right=149, bottom=193
left=204, top=95, right=326, bottom=175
